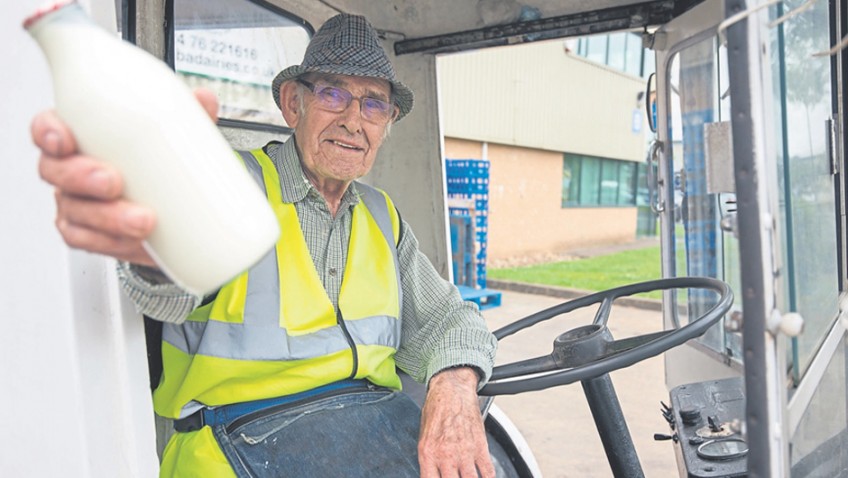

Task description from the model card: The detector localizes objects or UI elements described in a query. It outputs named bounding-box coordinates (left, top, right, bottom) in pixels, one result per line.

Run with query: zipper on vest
left=336, top=309, right=359, bottom=378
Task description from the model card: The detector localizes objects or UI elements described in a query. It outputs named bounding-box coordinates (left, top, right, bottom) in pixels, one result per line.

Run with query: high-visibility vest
left=153, top=148, right=403, bottom=420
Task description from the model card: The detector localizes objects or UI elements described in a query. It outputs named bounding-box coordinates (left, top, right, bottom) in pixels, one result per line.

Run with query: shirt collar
left=268, top=137, right=361, bottom=209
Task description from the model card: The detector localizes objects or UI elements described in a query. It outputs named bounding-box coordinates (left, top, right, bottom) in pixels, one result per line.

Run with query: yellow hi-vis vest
left=153, top=147, right=403, bottom=420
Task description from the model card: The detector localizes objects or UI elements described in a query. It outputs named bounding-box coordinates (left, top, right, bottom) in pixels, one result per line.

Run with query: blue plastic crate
left=446, top=158, right=491, bottom=291
left=448, top=214, right=475, bottom=288
left=474, top=266, right=487, bottom=289
left=446, top=159, right=490, bottom=179
left=456, top=285, right=501, bottom=310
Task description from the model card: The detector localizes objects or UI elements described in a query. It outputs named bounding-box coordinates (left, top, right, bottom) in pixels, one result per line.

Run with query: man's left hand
left=418, top=367, right=495, bottom=478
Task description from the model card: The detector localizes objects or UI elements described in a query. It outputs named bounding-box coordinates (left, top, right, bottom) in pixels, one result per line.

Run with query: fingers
left=55, top=191, right=157, bottom=265
left=420, top=461, right=483, bottom=478
left=57, top=191, right=155, bottom=238
left=418, top=442, right=493, bottom=478
left=474, top=452, right=496, bottom=478
left=31, top=110, right=78, bottom=157
left=33, top=109, right=123, bottom=200
left=39, top=152, right=123, bottom=200
left=419, top=461, right=440, bottom=478
left=56, top=214, right=156, bottom=266
left=31, top=108, right=157, bottom=266
left=193, top=87, right=220, bottom=121
left=419, top=431, right=494, bottom=477
left=418, top=368, right=495, bottom=478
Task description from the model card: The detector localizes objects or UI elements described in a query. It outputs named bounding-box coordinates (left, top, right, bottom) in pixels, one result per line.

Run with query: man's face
left=281, top=74, right=394, bottom=186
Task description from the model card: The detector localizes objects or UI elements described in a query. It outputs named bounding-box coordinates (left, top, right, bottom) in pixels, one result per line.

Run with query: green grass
left=488, top=246, right=663, bottom=299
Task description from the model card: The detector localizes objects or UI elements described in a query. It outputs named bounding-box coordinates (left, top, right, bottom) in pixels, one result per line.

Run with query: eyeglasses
left=297, top=79, right=397, bottom=123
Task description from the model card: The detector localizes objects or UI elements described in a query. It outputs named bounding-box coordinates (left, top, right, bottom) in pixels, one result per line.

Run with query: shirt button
left=329, top=268, right=337, bottom=276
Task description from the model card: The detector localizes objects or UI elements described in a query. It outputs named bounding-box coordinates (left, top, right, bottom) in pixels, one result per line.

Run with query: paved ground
left=481, top=289, right=678, bottom=478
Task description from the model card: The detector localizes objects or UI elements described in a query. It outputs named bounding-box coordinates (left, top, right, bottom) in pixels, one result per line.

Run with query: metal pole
left=582, top=374, right=645, bottom=478
left=724, top=0, right=787, bottom=475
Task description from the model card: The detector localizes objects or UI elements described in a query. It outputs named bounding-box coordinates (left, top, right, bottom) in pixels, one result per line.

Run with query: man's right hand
left=31, top=110, right=158, bottom=266
left=30, top=89, right=220, bottom=267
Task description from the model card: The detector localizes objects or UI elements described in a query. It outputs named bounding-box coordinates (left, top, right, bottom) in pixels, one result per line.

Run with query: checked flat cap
left=271, top=13, right=414, bottom=121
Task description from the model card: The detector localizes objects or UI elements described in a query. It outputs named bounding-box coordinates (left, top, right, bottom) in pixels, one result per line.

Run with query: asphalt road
left=481, top=289, right=678, bottom=478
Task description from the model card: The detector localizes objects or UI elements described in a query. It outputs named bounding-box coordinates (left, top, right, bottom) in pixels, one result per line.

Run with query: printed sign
left=175, top=28, right=290, bottom=86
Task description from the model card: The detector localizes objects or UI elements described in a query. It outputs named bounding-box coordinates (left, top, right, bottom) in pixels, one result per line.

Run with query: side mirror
left=645, top=72, right=657, bottom=133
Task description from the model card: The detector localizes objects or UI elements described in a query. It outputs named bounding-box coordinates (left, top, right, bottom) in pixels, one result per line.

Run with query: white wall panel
left=439, top=40, right=647, bottom=162
left=1, top=1, right=159, bottom=475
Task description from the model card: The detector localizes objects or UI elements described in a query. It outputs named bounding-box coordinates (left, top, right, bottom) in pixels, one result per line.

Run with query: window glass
left=619, top=162, right=636, bottom=205
left=665, top=36, right=733, bottom=354
left=172, top=0, right=311, bottom=128
left=643, top=50, right=656, bottom=79
left=789, top=338, right=848, bottom=474
left=635, top=164, right=656, bottom=236
left=563, top=155, right=641, bottom=207
left=579, top=156, right=601, bottom=205
left=606, top=33, right=626, bottom=71
left=562, top=156, right=581, bottom=206
left=636, top=164, right=649, bottom=206
left=772, top=0, right=838, bottom=380
left=624, top=33, right=643, bottom=77
left=576, top=38, right=588, bottom=57
left=599, top=161, right=620, bottom=205
left=574, top=32, right=652, bottom=78
left=585, top=36, right=608, bottom=65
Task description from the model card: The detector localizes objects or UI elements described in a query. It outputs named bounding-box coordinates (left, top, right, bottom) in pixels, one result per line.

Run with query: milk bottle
left=24, top=1, right=280, bottom=295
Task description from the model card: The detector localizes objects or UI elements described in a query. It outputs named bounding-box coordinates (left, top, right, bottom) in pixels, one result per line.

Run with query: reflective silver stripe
left=162, top=150, right=403, bottom=361
left=345, top=314, right=400, bottom=349
left=357, top=185, right=393, bottom=247
left=237, top=150, right=281, bottom=327
left=165, top=314, right=400, bottom=360
left=162, top=149, right=278, bottom=356
left=237, top=150, right=266, bottom=191
left=357, top=184, right=403, bottom=312
left=163, top=320, right=202, bottom=354
left=242, top=248, right=280, bottom=327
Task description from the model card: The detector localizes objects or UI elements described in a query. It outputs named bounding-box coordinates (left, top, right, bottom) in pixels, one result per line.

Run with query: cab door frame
left=650, top=0, right=745, bottom=391
left=723, top=0, right=789, bottom=474
left=651, top=0, right=790, bottom=474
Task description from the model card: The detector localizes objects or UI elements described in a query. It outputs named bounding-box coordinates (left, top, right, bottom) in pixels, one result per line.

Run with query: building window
left=623, top=33, right=644, bottom=77
left=562, top=154, right=644, bottom=207
left=606, top=33, right=626, bottom=71
left=575, top=32, right=652, bottom=78
left=584, top=35, right=608, bottom=65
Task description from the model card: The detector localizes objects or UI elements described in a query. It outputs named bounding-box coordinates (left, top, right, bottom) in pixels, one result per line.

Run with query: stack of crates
left=449, top=213, right=475, bottom=289
left=446, top=159, right=489, bottom=289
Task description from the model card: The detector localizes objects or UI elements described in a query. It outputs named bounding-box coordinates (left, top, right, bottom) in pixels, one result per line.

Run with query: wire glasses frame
left=297, top=79, right=398, bottom=124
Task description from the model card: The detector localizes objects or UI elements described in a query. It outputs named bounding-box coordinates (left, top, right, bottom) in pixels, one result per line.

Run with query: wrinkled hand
left=30, top=88, right=219, bottom=266
left=419, top=367, right=495, bottom=478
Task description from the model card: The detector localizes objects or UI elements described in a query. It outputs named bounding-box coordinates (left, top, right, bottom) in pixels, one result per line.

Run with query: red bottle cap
left=23, top=1, right=76, bottom=30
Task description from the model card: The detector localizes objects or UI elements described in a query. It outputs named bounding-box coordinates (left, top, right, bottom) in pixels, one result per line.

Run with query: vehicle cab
left=5, top=0, right=848, bottom=476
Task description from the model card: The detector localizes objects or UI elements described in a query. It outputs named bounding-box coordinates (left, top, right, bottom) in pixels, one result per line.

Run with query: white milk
left=25, top=1, right=280, bottom=295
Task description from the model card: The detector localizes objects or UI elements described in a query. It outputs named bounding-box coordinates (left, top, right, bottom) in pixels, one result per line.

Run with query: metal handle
left=645, top=139, right=665, bottom=214
left=826, top=116, right=838, bottom=175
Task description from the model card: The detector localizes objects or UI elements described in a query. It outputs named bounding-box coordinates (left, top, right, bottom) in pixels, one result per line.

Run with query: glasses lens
left=361, top=98, right=392, bottom=121
left=308, top=82, right=394, bottom=123
left=314, top=86, right=351, bottom=111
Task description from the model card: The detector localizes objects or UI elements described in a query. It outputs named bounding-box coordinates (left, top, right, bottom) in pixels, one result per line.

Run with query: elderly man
left=31, top=12, right=497, bottom=478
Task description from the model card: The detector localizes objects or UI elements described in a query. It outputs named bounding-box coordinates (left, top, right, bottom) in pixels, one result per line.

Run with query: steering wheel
left=479, top=276, right=733, bottom=396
